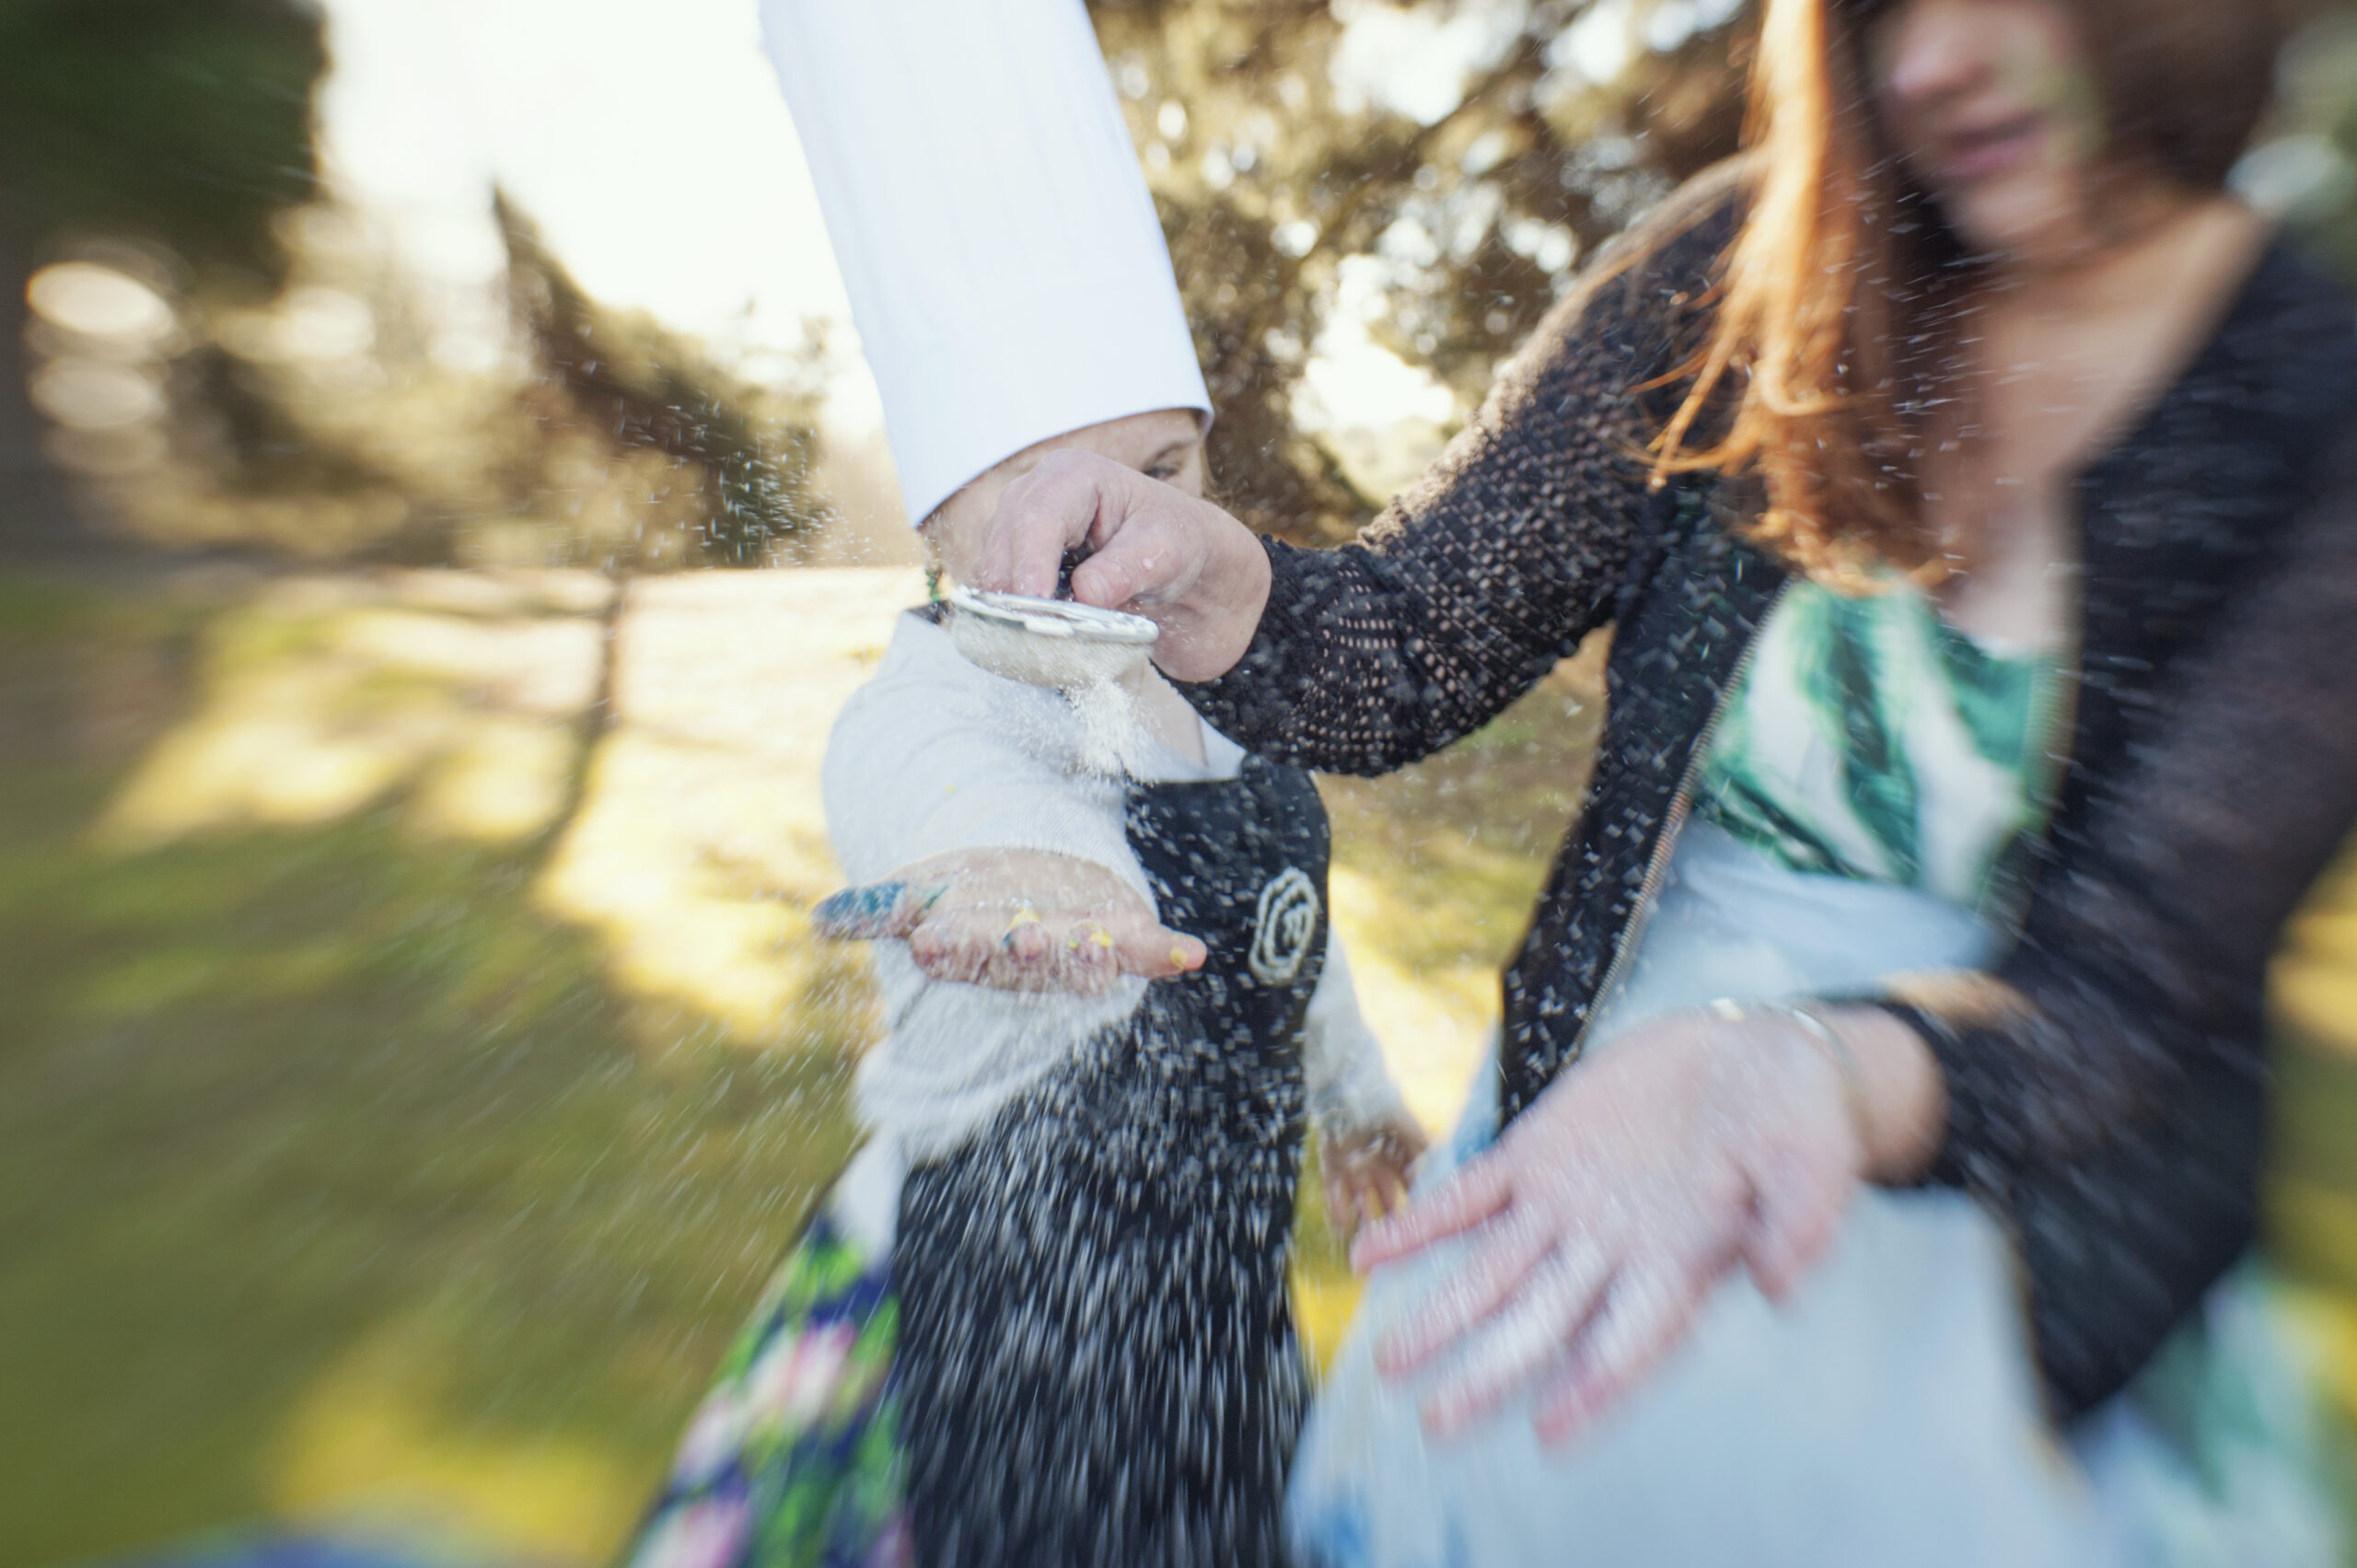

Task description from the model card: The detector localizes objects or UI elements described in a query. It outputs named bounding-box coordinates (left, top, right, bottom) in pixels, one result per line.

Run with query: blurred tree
left=0, top=0, right=325, bottom=550
left=2252, top=2, right=2357, bottom=278
left=0, top=198, right=75, bottom=549
left=0, top=0, right=322, bottom=269
left=61, top=193, right=838, bottom=570
left=1086, top=0, right=1749, bottom=543
left=499, top=197, right=833, bottom=569
left=0, top=0, right=831, bottom=571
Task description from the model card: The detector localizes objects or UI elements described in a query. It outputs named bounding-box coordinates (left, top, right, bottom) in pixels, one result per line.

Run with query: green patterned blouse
left=1694, top=575, right=2067, bottom=915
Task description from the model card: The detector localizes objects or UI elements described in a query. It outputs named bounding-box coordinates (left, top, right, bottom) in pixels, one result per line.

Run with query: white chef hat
left=762, top=0, right=1211, bottom=529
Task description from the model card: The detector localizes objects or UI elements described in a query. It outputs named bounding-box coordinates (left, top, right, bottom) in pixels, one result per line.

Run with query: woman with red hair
left=956, top=0, right=2357, bottom=1561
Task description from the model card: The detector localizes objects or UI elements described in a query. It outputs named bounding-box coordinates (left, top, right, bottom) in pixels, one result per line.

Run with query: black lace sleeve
left=1874, top=428, right=2357, bottom=1415
left=1183, top=193, right=1736, bottom=775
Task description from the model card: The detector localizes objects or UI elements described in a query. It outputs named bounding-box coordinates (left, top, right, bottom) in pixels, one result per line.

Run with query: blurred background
left=4, top=1, right=2356, bottom=1562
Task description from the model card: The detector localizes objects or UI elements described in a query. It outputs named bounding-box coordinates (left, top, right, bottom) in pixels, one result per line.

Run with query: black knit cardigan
left=1185, top=187, right=2357, bottom=1419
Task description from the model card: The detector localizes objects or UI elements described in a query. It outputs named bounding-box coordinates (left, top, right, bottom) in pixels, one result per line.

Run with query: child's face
left=923, top=408, right=1205, bottom=587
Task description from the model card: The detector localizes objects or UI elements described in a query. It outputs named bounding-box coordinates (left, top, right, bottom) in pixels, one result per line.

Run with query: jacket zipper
left=1562, top=579, right=1792, bottom=1066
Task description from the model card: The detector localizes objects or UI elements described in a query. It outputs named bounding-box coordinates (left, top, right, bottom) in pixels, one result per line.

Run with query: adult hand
left=975, top=448, right=1273, bottom=683
left=1353, top=1006, right=1901, bottom=1445
left=812, top=847, right=1205, bottom=995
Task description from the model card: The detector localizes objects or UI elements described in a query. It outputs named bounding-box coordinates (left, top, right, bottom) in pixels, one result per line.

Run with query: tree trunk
left=0, top=189, right=86, bottom=553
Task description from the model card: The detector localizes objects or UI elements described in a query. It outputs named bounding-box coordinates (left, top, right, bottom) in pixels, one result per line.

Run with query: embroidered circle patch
left=1248, top=866, right=1319, bottom=986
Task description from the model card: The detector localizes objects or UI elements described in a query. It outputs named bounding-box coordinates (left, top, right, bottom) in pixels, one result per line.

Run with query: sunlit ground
left=2, top=560, right=2353, bottom=1565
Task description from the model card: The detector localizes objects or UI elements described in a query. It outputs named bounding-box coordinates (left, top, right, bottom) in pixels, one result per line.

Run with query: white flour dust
left=1065, top=672, right=1156, bottom=779
left=943, top=589, right=1161, bottom=778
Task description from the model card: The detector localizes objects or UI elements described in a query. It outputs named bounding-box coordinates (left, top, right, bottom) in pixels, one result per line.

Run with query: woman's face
left=1867, top=0, right=2109, bottom=262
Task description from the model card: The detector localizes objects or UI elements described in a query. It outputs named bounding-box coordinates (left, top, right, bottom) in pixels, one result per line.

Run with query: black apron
left=894, top=754, right=1330, bottom=1568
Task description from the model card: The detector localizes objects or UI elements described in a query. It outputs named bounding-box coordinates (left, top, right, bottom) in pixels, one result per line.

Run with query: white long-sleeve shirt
left=824, top=612, right=1406, bottom=1161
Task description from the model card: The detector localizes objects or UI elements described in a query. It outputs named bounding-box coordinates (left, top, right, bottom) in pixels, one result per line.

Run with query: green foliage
left=0, top=2, right=833, bottom=571
left=500, top=197, right=835, bottom=568
left=0, top=0, right=324, bottom=279
left=1086, top=0, right=1747, bottom=540
left=2259, top=6, right=2357, bottom=285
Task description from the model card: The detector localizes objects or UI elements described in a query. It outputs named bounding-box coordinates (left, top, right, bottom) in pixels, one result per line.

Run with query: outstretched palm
left=814, top=847, right=1205, bottom=995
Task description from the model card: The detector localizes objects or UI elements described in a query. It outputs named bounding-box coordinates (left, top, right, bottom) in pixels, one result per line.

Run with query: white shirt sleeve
left=760, top=0, right=1209, bottom=528
left=1301, top=937, right=1411, bottom=1135
left=823, top=615, right=1153, bottom=1158
left=824, top=626, right=1151, bottom=909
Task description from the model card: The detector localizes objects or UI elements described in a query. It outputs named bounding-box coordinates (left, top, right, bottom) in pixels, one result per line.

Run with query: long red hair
left=1651, top=0, right=2288, bottom=581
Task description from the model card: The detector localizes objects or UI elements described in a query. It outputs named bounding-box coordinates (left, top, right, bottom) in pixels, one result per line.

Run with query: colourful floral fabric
left=622, top=1207, right=909, bottom=1568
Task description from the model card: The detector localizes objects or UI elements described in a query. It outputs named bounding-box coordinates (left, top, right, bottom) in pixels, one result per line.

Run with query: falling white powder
left=1065, top=671, right=1156, bottom=779
left=944, top=587, right=1162, bottom=778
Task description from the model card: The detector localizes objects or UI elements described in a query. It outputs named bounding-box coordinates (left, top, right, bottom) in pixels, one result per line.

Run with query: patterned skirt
left=622, top=1180, right=911, bottom=1568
